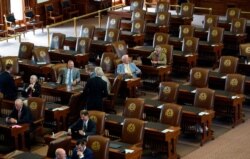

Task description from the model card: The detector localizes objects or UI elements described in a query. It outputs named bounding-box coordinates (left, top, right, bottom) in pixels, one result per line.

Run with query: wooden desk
left=223, top=32, right=247, bottom=55
left=238, top=62, right=250, bottom=76
left=168, top=37, right=182, bottom=51
left=120, top=31, right=145, bottom=47
left=127, top=46, right=154, bottom=58
left=169, top=16, right=193, bottom=36
left=2, top=150, right=45, bottom=159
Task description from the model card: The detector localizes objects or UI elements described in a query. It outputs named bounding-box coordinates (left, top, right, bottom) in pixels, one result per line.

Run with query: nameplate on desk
left=36, top=62, right=47, bottom=65
left=11, top=125, right=22, bottom=128
left=157, top=104, right=164, bottom=109
left=198, top=112, right=209, bottom=116
left=161, top=129, right=174, bottom=133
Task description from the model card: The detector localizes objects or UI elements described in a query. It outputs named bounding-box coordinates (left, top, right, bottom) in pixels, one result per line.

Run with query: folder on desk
left=109, top=143, right=122, bottom=149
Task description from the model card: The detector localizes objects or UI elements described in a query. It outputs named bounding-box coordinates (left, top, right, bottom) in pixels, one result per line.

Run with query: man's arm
left=18, top=107, right=32, bottom=124
left=33, top=83, right=41, bottom=97
left=131, top=63, right=141, bottom=75
left=57, top=69, right=64, bottom=84
left=85, top=120, right=96, bottom=136
left=116, top=64, right=123, bottom=75
left=157, top=53, right=167, bottom=65
left=74, top=68, right=81, bottom=83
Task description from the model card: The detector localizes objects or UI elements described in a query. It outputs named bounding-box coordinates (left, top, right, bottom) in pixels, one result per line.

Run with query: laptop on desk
left=141, top=57, right=152, bottom=66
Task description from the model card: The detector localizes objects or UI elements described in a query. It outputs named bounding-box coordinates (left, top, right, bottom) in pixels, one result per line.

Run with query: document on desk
left=157, top=104, right=164, bottom=109
left=125, top=149, right=134, bottom=154
left=12, top=125, right=22, bottom=128
left=221, top=76, right=227, bottom=79
left=161, top=129, right=174, bottom=133
left=198, top=112, right=209, bottom=116
left=52, top=106, right=69, bottom=111
left=231, top=95, right=240, bottom=99
left=157, top=66, right=166, bottom=69
left=191, top=90, right=196, bottom=93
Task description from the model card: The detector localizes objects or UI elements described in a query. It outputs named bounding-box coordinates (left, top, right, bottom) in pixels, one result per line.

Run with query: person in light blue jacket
left=116, top=54, right=141, bottom=78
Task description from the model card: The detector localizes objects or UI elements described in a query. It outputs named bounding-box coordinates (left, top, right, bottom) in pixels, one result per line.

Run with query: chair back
left=0, top=56, right=19, bottom=74
left=88, top=111, right=105, bottom=135
left=33, top=46, right=50, bottom=63
left=130, top=0, right=144, bottom=11
left=24, top=8, right=35, bottom=19
left=155, top=1, right=169, bottom=12
left=75, top=37, right=92, bottom=53
left=160, top=103, right=182, bottom=126
left=180, top=3, right=194, bottom=18
left=189, top=67, right=209, bottom=87
left=230, top=18, right=246, bottom=34
left=207, top=27, right=224, bottom=44
left=218, top=56, right=239, bottom=74
left=194, top=88, right=215, bottom=110
left=100, top=52, right=116, bottom=73
left=18, top=42, right=34, bottom=60
left=182, top=36, right=199, bottom=54
left=87, top=135, right=110, bottom=159
left=158, top=44, right=173, bottom=65
left=106, top=16, right=121, bottom=29
left=179, top=25, right=194, bottom=39
left=112, top=41, right=127, bottom=58
left=226, top=8, right=241, bottom=23
left=131, top=19, right=145, bottom=34
left=79, top=25, right=95, bottom=38
left=111, top=75, right=123, bottom=95
left=239, top=43, right=250, bottom=58
left=5, top=13, right=16, bottom=23
left=155, top=12, right=170, bottom=27
left=159, top=82, right=179, bottom=103
left=225, top=74, right=245, bottom=94
left=153, top=32, right=169, bottom=48
left=46, top=136, right=72, bottom=158
left=123, top=98, right=144, bottom=119
left=27, top=97, right=45, bottom=122
left=50, top=33, right=65, bottom=50
left=104, top=28, right=120, bottom=43
left=67, top=93, right=82, bottom=125
left=203, top=14, right=218, bottom=30
left=131, top=9, right=145, bottom=21
left=51, top=63, right=67, bottom=82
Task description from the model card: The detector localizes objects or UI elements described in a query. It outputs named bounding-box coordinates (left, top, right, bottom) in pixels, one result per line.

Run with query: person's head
left=67, top=60, right=74, bottom=69
left=15, top=99, right=23, bottom=111
left=80, top=110, right=89, bottom=121
left=55, top=148, right=67, bottom=159
left=154, top=45, right=161, bottom=55
left=121, top=55, right=129, bottom=64
left=5, top=63, right=13, bottom=73
left=30, top=75, right=38, bottom=84
left=76, top=139, right=87, bottom=152
left=95, top=67, right=104, bottom=77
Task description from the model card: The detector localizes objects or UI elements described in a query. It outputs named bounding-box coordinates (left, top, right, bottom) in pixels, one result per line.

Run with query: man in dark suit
left=22, top=75, right=41, bottom=97
left=0, top=63, right=17, bottom=100
left=57, top=60, right=80, bottom=85
left=68, top=110, right=96, bottom=140
left=83, top=67, right=108, bottom=110
left=71, top=139, right=94, bottom=159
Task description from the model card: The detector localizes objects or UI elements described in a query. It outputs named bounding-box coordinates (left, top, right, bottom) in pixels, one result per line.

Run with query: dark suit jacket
left=0, top=71, right=17, bottom=100
left=8, top=106, right=33, bottom=124
left=83, top=76, right=108, bottom=110
left=22, top=82, right=41, bottom=97
left=69, top=119, right=96, bottom=139
left=71, top=147, right=94, bottom=159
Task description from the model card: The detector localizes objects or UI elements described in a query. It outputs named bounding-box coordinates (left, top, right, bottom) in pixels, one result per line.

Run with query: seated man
left=55, top=148, right=69, bottom=159
left=147, top=45, right=167, bottom=65
left=57, top=60, right=80, bottom=85
left=116, top=54, right=141, bottom=78
left=72, top=139, right=94, bottom=159
left=68, top=110, right=96, bottom=140
left=22, top=75, right=41, bottom=97
left=0, top=63, right=17, bottom=100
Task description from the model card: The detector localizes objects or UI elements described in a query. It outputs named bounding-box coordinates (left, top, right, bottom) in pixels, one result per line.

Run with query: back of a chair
left=79, top=25, right=95, bottom=38
left=75, top=37, right=92, bottom=53
left=18, top=42, right=34, bottom=60
left=112, top=41, right=127, bottom=58
left=0, top=56, right=19, bottom=74
left=106, top=16, right=121, bottom=29
left=47, top=136, right=72, bottom=158
left=226, top=8, right=241, bottom=23
left=111, top=75, right=123, bottom=95
left=4, top=13, right=16, bottom=24
left=51, top=63, right=67, bottom=82
left=131, top=9, right=145, bottom=21
left=155, top=12, right=170, bottom=26
left=160, top=103, right=182, bottom=126
left=67, top=93, right=82, bottom=124
left=218, top=56, right=239, bottom=74
left=100, top=52, right=116, bottom=73
left=27, top=97, right=45, bottom=123
left=131, top=19, right=145, bottom=34
left=158, top=44, right=173, bottom=65
left=182, top=36, right=199, bottom=54
left=130, top=0, right=144, bottom=11
left=121, top=118, right=144, bottom=145
left=239, top=43, right=250, bottom=58
left=225, top=74, right=245, bottom=94
left=194, top=88, right=215, bottom=110
left=155, top=1, right=169, bottom=13
left=50, top=33, right=65, bottom=50
left=123, top=98, right=144, bottom=119
left=104, top=28, right=120, bottom=43
left=230, top=18, right=246, bottom=34
left=190, top=67, right=210, bottom=88
left=44, top=3, right=55, bottom=15
left=203, top=14, right=218, bottom=31
left=153, top=32, right=169, bottom=48
left=87, top=135, right=110, bottom=159
left=33, top=46, right=50, bottom=63
left=88, top=111, right=105, bottom=135
left=180, top=3, right=194, bottom=18
left=179, top=25, right=194, bottom=39
left=159, top=82, right=179, bottom=103
left=207, top=27, right=224, bottom=44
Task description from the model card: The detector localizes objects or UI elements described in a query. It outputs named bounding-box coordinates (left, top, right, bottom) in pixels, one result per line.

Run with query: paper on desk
left=37, top=62, right=47, bottom=65
left=185, top=54, right=193, bottom=57
left=191, top=90, right=196, bottom=93
left=18, top=60, right=23, bottom=63
left=125, top=79, right=131, bottom=82
left=120, top=122, right=124, bottom=125
left=157, top=104, right=164, bottom=109
left=248, top=62, right=250, bottom=65
left=12, top=125, right=22, bottom=128
left=161, top=129, right=174, bottom=133
left=157, top=66, right=166, bottom=69
left=125, top=149, right=134, bottom=154
left=221, top=76, right=227, bottom=79
left=198, top=112, right=209, bottom=116
left=52, top=106, right=69, bottom=111
left=231, top=95, right=240, bottom=99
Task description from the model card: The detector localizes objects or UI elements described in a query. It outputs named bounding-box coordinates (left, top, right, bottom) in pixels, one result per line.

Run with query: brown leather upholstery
left=105, top=16, right=121, bottom=29
left=88, top=111, right=105, bottom=135
left=182, top=36, right=199, bottom=54
left=194, top=88, right=215, bottom=110
left=79, top=25, right=95, bottom=38
left=155, top=1, right=169, bottom=12
left=179, top=3, right=194, bottom=18
left=66, top=92, right=82, bottom=125
left=50, top=33, right=66, bottom=50
left=75, top=37, right=92, bottom=53
left=112, top=41, right=128, bottom=58
left=207, top=27, right=224, bottom=44
left=230, top=18, right=246, bottom=34
left=123, top=98, right=144, bottom=119
left=87, top=135, right=110, bottom=159
left=33, top=46, right=50, bottom=63
left=131, top=9, right=145, bottom=21
left=153, top=33, right=169, bottom=48
left=130, top=0, right=144, bottom=11
left=104, top=28, right=120, bottom=43
left=100, top=52, right=116, bottom=73
left=51, top=63, right=67, bottom=82
left=159, top=82, right=179, bottom=103
left=18, top=42, right=34, bottom=60
left=218, top=56, right=239, bottom=74
left=159, top=103, right=182, bottom=126
left=120, top=118, right=145, bottom=146
left=47, top=136, right=72, bottom=158
left=158, top=44, right=173, bottom=65
left=225, top=74, right=245, bottom=94
left=0, top=56, right=19, bottom=74
left=155, top=12, right=170, bottom=27
left=239, top=43, right=250, bottom=58
left=131, top=19, right=145, bottom=34
left=189, top=67, right=210, bottom=88
left=225, top=8, right=241, bottom=23
left=179, top=25, right=195, bottom=39
left=203, top=14, right=218, bottom=31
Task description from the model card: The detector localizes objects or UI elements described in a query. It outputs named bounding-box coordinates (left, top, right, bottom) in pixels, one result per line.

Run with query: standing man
left=57, top=60, right=80, bottom=85
left=71, top=140, right=94, bottom=159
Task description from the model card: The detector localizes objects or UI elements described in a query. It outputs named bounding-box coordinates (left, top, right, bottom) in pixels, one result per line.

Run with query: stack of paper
left=161, top=129, right=174, bottom=133
left=198, top=112, right=209, bottom=116
left=125, top=149, right=134, bottom=154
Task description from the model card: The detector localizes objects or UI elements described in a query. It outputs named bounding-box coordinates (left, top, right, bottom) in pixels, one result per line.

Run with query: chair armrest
left=33, top=118, right=44, bottom=124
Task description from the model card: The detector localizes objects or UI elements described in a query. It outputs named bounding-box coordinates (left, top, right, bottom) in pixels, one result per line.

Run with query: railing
left=46, top=4, right=125, bottom=46
left=0, top=34, right=21, bottom=42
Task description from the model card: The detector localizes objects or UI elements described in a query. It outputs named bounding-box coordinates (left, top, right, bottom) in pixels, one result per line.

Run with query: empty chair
left=50, top=33, right=66, bottom=50
left=225, top=8, right=241, bottom=23
left=80, top=25, right=95, bottom=38
left=160, top=103, right=183, bottom=126
left=33, top=46, right=51, bottom=64
left=218, top=56, right=239, bottom=74
left=18, top=42, right=34, bottom=60
left=44, top=3, right=63, bottom=24
left=75, top=37, right=92, bottom=54
left=100, top=52, right=116, bottom=73
left=189, top=67, right=210, bottom=88
left=194, top=88, right=215, bottom=110
left=60, top=0, right=79, bottom=19
left=225, top=74, right=245, bottom=94
left=123, top=98, right=144, bottom=119
left=120, top=9, right=146, bottom=31
left=4, top=13, right=27, bottom=37
left=158, top=82, right=180, bottom=103
left=87, top=135, right=110, bottom=159
left=112, top=41, right=128, bottom=58
left=88, top=111, right=105, bottom=135
left=46, top=136, right=72, bottom=158
left=179, top=3, right=194, bottom=18
left=24, top=8, right=44, bottom=35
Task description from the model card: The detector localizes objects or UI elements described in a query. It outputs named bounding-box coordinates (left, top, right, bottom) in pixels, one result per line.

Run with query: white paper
left=221, top=76, right=227, bottom=79
left=231, top=96, right=240, bottom=99
left=157, top=104, right=164, bottom=109
left=161, top=129, right=174, bottom=133
left=124, top=79, right=131, bottom=82
left=157, top=66, right=166, bottom=69
left=37, top=62, right=46, bottom=65
left=191, top=90, right=196, bottom=93
left=120, top=122, right=124, bottom=125
left=125, top=149, right=134, bottom=154
left=198, top=112, right=209, bottom=116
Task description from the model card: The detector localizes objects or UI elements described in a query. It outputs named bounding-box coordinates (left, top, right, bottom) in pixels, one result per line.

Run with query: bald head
left=15, top=99, right=23, bottom=111
left=55, top=148, right=66, bottom=159
left=121, top=55, right=129, bottom=64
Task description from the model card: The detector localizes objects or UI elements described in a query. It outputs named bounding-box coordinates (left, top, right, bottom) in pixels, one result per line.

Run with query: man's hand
left=151, top=60, right=158, bottom=64
left=9, top=118, right=17, bottom=124
left=77, top=151, right=84, bottom=157
left=78, top=130, right=85, bottom=136
left=72, top=80, right=77, bottom=86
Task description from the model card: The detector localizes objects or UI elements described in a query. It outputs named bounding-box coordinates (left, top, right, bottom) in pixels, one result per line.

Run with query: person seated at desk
left=72, top=139, right=94, bottom=159
left=55, top=148, right=70, bottom=159
left=0, top=63, right=17, bottom=100
left=147, top=45, right=167, bottom=66
left=22, top=75, right=41, bottom=98
left=116, top=54, right=141, bottom=78
left=68, top=110, right=96, bottom=140
left=57, top=60, right=80, bottom=85
left=6, top=99, right=32, bottom=124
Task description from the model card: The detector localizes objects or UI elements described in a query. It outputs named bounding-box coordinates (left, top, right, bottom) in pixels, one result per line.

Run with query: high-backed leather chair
left=203, top=14, right=219, bottom=31
left=146, top=12, right=170, bottom=32
left=207, top=27, right=224, bottom=44
left=225, top=74, right=245, bottom=94
left=179, top=3, right=194, bottom=18
left=66, top=93, right=82, bottom=125
left=159, top=103, right=182, bottom=126
left=46, top=136, right=72, bottom=158
left=189, top=67, right=210, bottom=88
left=100, top=52, right=116, bottom=73
left=155, top=1, right=169, bottom=13
left=24, top=8, right=44, bottom=35
left=18, top=42, right=34, bottom=60
left=60, top=0, right=79, bottom=19
left=33, top=46, right=50, bottom=64
left=159, top=44, right=173, bottom=66
left=75, top=37, right=92, bottom=53
left=0, top=56, right=19, bottom=75
left=239, top=43, right=250, bottom=59
left=44, top=3, right=63, bottom=24
left=88, top=111, right=105, bottom=135
left=225, top=8, right=241, bottom=23
left=230, top=18, right=246, bottom=34
left=120, top=118, right=145, bottom=147
left=79, top=25, right=95, bottom=38
left=194, top=88, right=215, bottom=110
left=123, top=98, right=144, bottom=119
left=129, top=0, right=144, bottom=11
left=50, top=33, right=66, bottom=50
left=121, top=9, right=146, bottom=31
left=50, top=63, right=67, bottom=82
left=153, top=32, right=169, bottom=48
left=158, top=82, right=179, bottom=103
left=112, top=41, right=128, bottom=58
left=218, top=56, right=239, bottom=74
left=182, top=36, right=199, bottom=53
left=87, top=135, right=110, bottom=159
